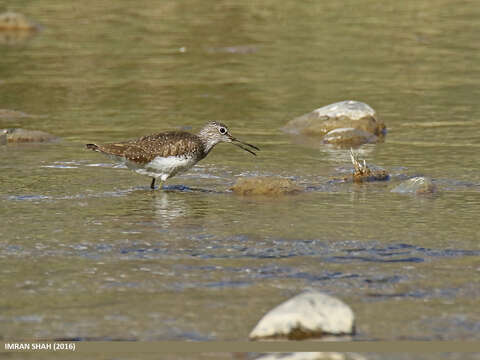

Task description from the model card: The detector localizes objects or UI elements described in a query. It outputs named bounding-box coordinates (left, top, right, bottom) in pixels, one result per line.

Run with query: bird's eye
left=219, top=127, right=227, bottom=134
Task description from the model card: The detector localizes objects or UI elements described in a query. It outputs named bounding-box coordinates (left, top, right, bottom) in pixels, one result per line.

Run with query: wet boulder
left=249, top=291, right=355, bottom=340
left=391, top=177, right=437, bottom=195
left=1, top=128, right=58, bottom=143
left=231, top=177, right=301, bottom=196
left=0, top=12, right=39, bottom=31
left=283, top=100, right=385, bottom=145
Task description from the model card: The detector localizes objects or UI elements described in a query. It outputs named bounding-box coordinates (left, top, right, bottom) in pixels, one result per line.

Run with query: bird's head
left=198, top=121, right=259, bottom=155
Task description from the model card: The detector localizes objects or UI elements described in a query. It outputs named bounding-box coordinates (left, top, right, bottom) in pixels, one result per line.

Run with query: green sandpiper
left=85, top=121, right=259, bottom=189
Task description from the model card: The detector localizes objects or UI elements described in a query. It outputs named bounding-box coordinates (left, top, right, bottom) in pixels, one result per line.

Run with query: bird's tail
left=85, top=143, right=100, bottom=151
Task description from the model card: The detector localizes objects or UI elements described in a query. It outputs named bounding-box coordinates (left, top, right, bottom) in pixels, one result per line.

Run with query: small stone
left=249, top=291, right=355, bottom=340
left=231, top=177, right=301, bottom=196
left=2, top=128, right=58, bottom=143
left=391, top=177, right=437, bottom=195
left=283, top=101, right=385, bottom=143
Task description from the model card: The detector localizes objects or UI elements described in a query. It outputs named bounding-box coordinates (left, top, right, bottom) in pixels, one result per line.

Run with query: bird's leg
left=151, top=178, right=165, bottom=190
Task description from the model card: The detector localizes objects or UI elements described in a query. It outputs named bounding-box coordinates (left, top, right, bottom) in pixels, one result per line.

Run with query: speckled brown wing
left=87, top=142, right=153, bottom=164
left=128, top=131, right=205, bottom=160
left=89, top=131, right=205, bottom=164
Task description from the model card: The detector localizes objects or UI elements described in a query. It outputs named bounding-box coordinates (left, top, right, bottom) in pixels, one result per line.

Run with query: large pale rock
left=391, top=177, right=437, bottom=195
left=249, top=291, right=355, bottom=340
left=283, top=101, right=385, bottom=140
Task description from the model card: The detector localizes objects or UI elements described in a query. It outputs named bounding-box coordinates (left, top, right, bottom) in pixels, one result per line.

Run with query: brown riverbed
left=1, top=1, right=480, bottom=359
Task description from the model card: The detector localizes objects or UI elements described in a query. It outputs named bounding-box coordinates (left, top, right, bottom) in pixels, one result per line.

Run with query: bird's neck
left=197, top=130, right=218, bottom=157
left=200, top=138, right=218, bottom=156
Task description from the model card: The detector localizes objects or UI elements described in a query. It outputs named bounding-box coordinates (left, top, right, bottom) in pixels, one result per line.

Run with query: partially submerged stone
left=323, top=128, right=378, bottom=147
left=347, top=149, right=389, bottom=183
left=231, top=177, right=301, bottom=196
left=249, top=291, right=355, bottom=340
left=1, top=128, right=58, bottom=143
left=283, top=101, right=385, bottom=145
left=391, top=177, right=437, bottom=195
left=0, top=12, right=39, bottom=31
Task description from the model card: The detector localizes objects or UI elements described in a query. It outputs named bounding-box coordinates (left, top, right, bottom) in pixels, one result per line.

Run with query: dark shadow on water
left=123, top=184, right=224, bottom=195
left=161, top=184, right=221, bottom=193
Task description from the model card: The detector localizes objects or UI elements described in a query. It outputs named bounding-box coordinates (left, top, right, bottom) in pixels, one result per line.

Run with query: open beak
left=229, top=135, right=260, bottom=156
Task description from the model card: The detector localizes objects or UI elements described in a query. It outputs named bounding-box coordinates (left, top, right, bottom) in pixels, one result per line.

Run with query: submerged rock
left=391, top=177, right=437, bottom=195
left=1, top=128, right=58, bottom=143
left=231, top=177, right=301, bottom=196
left=249, top=291, right=355, bottom=340
left=0, top=12, right=39, bottom=31
left=323, top=128, right=378, bottom=147
left=283, top=100, right=385, bottom=145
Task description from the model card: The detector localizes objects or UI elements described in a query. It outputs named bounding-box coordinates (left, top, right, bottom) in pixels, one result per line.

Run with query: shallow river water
left=1, top=1, right=479, bottom=359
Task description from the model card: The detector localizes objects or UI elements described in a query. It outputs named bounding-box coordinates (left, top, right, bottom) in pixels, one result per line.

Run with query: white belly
left=127, top=155, right=198, bottom=181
